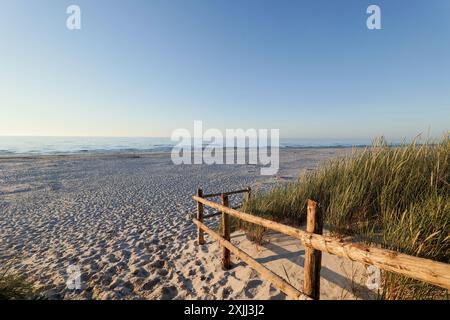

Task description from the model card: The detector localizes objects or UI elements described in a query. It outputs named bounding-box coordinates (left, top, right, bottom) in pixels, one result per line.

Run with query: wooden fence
left=193, top=187, right=450, bottom=300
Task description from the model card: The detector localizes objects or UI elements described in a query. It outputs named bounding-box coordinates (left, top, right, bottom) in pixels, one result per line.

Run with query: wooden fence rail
left=202, top=187, right=251, bottom=199
left=193, top=188, right=450, bottom=299
left=192, top=218, right=309, bottom=300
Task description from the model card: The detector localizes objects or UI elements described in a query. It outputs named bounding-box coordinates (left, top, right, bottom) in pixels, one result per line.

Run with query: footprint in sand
left=187, top=269, right=195, bottom=277
left=244, top=279, right=263, bottom=298
left=149, top=259, right=166, bottom=269
left=221, top=286, right=232, bottom=299
left=205, top=272, right=214, bottom=283
left=141, top=277, right=160, bottom=291
left=131, top=266, right=150, bottom=278
left=157, top=268, right=169, bottom=276
left=155, top=285, right=178, bottom=300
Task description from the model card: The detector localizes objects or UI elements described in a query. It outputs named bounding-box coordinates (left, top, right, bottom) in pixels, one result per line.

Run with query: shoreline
left=0, top=146, right=358, bottom=160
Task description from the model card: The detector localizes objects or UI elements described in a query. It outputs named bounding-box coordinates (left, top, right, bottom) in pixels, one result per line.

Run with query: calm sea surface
left=0, top=137, right=371, bottom=155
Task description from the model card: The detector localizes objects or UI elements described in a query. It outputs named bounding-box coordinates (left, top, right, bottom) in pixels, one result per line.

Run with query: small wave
left=0, top=150, right=15, bottom=155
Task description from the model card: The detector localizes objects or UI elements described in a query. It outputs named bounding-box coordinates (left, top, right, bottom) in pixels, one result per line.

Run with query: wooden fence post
left=246, top=186, right=252, bottom=201
left=221, top=194, right=231, bottom=269
left=196, top=188, right=204, bottom=245
left=303, top=199, right=323, bottom=300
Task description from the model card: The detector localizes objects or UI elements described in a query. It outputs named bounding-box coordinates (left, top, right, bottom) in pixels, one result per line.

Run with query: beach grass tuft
left=0, top=260, right=36, bottom=300
left=241, top=134, right=450, bottom=299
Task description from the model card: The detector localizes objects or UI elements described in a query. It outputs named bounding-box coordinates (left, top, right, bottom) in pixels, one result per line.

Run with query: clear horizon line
left=0, top=134, right=377, bottom=140
left=0, top=133, right=446, bottom=141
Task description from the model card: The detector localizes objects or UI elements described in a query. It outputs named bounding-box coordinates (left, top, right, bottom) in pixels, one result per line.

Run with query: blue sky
left=1, top=0, right=449, bottom=139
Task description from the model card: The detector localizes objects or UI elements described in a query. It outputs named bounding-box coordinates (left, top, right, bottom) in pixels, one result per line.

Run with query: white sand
left=0, top=148, right=372, bottom=300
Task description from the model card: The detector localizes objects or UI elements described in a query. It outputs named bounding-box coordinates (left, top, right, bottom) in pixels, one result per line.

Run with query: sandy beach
left=0, top=148, right=372, bottom=300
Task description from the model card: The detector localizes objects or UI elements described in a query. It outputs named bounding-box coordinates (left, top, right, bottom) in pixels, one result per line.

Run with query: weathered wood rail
left=193, top=187, right=450, bottom=300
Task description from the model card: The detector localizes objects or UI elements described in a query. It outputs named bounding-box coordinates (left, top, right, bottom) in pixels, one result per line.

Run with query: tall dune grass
left=0, top=260, right=36, bottom=300
left=242, top=135, right=450, bottom=299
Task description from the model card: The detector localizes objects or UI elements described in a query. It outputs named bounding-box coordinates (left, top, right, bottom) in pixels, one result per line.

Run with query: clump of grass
left=242, top=134, right=450, bottom=299
left=0, top=261, right=36, bottom=300
left=377, top=194, right=449, bottom=300
left=241, top=223, right=266, bottom=244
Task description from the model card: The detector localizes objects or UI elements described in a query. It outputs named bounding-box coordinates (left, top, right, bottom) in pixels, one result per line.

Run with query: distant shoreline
left=0, top=146, right=363, bottom=160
